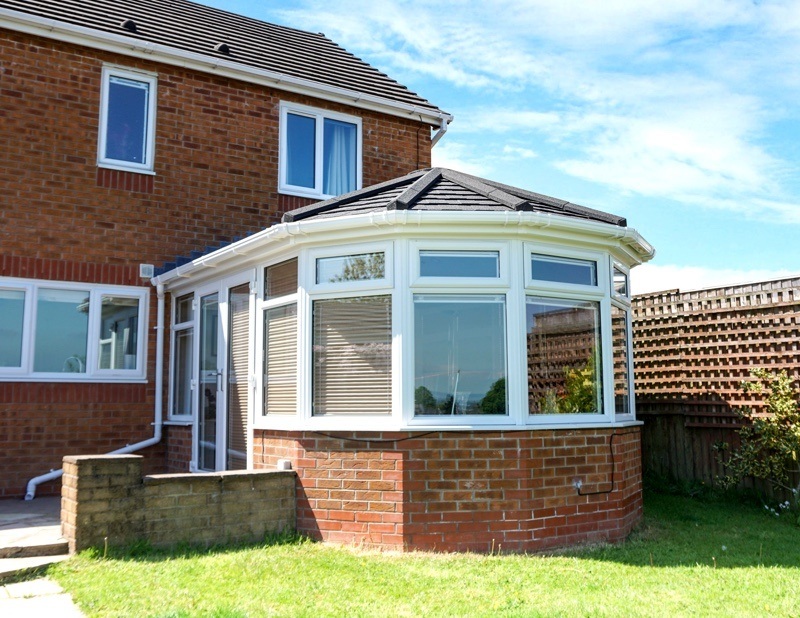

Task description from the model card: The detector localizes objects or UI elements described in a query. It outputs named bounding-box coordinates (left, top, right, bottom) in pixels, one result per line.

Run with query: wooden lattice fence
left=632, top=276, right=800, bottom=493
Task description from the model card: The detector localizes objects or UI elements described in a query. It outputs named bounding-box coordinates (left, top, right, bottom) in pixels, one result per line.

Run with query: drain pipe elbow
left=24, top=283, right=167, bottom=500
left=431, top=116, right=450, bottom=148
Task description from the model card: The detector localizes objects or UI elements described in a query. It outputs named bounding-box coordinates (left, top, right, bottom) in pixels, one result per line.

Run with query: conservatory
left=154, top=168, right=654, bottom=552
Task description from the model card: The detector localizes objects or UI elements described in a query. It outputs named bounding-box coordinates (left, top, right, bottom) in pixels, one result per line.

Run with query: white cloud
left=431, top=141, right=492, bottom=177
left=502, top=145, right=538, bottom=160
left=631, top=263, right=799, bottom=296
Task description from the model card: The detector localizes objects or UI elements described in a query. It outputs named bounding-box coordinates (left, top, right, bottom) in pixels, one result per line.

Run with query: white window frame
left=0, top=277, right=148, bottom=382
left=167, top=293, right=196, bottom=421
left=278, top=102, right=362, bottom=199
left=97, top=65, right=157, bottom=174
left=526, top=243, right=604, bottom=292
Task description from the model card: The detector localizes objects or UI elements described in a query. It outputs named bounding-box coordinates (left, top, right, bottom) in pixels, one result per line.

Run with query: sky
left=197, top=0, right=800, bottom=294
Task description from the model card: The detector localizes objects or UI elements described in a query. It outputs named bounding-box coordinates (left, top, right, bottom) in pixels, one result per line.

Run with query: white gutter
left=24, top=284, right=167, bottom=500
left=0, top=8, right=453, bottom=129
left=431, top=116, right=449, bottom=148
left=152, top=210, right=655, bottom=289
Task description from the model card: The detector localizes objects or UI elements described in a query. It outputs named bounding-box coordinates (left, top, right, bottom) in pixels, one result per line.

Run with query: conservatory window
left=611, top=304, right=632, bottom=416
left=526, top=297, right=602, bottom=415
left=312, top=295, right=392, bottom=416
left=531, top=254, right=597, bottom=286
left=414, top=294, right=507, bottom=416
left=613, top=266, right=629, bottom=298
left=170, top=294, right=194, bottom=418
left=419, top=251, right=500, bottom=278
left=263, top=259, right=298, bottom=416
left=316, top=252, right=385, bottom=284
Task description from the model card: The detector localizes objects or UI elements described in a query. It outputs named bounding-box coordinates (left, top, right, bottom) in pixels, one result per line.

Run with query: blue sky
left=197, top=0, right=800, bottom=294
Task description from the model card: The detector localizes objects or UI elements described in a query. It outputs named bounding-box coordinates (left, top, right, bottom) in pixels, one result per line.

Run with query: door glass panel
left=227, top=284, right=250, bottom=470
left=198, top=293, right=219, bottom=471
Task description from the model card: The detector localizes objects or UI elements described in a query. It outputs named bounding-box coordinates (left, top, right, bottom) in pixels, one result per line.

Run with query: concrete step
left=0, top=540, right=69, bottom=559
left=0, top=554, right=70, bottom=582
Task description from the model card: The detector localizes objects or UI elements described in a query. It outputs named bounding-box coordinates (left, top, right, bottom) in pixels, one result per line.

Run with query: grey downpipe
left=24, top=283, right=166, bottom=500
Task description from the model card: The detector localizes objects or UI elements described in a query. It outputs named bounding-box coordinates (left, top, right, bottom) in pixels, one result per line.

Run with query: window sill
left=0, top=376, right=148, bottom=383
left=163, top=419, right=193, bottom=427
left=97, top=162, right=156, bottom=176
left=253, top=418, right=643, bottom=432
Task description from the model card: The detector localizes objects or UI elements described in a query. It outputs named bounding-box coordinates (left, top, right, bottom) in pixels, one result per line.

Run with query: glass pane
left=613, top=267, right=629, bottom=297
left=414, top=294, right=507, bottom=416
left=265, top=258, right=298, bottom=299
left=172, top=329, right=193, bottom=416
left=531, top=254, right=597, bottom=286
left=286, top=113, right=315, bottom=188
left=227, top=284, right=250, bottom=471
left=419, top=251, right=499, bottom=278
left=175, top=294, right=194, bottom=324
left=263, top=304, right=297, bottom=415
left=312, top=295, right=391, bottom=416
left=322, top=118, right=357, bottom=195
left=0, top=290, right=25, bottom=367
left=105, top=75, right=149, bottom=164
left=98, top=296, right=139, bottom=370
left=198, top=293, right=219, bottom=471
left=526, top=297, right=602, bottom=414
left=316, top=252, right=385, bottom=284
left=612, top=305, right=631, bottom=416
left=34, top=289, right=89, bottom=373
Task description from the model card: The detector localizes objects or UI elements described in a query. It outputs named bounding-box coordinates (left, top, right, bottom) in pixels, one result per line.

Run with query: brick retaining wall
left=61, top=454, right=295, bottom=553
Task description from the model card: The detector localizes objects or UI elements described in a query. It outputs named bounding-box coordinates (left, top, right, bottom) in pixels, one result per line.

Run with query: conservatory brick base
left=253, top=427, right=642, bottom=553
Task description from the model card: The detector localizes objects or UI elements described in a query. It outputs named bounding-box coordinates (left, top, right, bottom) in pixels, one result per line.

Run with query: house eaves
left=0, top=1, right=452, bottom=128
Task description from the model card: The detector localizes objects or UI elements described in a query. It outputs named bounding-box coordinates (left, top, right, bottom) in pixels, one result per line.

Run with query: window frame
left=97, top=65, right=158, bottom=174
left=0, top=277, right=148, bottom=382
left=278, top=102, right=363, bottom=199
left=168, top=293, right=195, bottom=421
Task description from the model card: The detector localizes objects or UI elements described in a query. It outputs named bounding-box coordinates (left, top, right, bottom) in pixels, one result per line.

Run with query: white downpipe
left=24, top=284, right=167, bottom=500
left=431, top=116, right=449, bottom=148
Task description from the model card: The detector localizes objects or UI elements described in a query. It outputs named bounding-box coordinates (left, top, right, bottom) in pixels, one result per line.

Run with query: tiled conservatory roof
left=0, top=0, right=446, bottom=121
left=282, top=168, right=627, bottom=226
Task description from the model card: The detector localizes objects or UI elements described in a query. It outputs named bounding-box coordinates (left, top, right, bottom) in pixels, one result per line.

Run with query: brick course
left=0, top=27, right=432, bottom=497
left=253, top=428, right=642, bottom=553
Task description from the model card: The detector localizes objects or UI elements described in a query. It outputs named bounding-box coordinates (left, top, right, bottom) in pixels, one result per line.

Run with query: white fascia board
left=152, top=209, right=654, bottom=290
left=0, top=9, right=453, bottom=128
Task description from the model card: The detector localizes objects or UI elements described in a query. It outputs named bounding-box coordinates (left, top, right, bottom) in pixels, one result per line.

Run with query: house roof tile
left=0, top=0, right=446, bottom=119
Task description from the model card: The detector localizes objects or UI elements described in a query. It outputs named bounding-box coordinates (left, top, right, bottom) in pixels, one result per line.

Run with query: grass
left=47, top=492, right=800, bottom=617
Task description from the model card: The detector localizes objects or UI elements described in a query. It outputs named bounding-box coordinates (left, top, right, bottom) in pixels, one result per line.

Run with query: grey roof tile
left=0, top=0, right=445, bottom=117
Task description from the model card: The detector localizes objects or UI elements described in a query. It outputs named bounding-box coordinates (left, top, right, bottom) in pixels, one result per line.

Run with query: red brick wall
left=253, top=428, right=642, bottom=553
left=0, top=28, right=432, bottom=497
left=165, top=425, right=193, bottom=473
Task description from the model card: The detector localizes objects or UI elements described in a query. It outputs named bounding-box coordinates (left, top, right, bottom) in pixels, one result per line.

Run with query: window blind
left=312, top=295, right=392, bottom=416
left=226, top=284, right=249, bottom=470
left=263, top=304, right=297, bottom=415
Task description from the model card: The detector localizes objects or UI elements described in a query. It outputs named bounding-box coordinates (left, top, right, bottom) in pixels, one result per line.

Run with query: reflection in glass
left=531, top=254, right=597, bottom=286
left=316, top=252, right=385, bottom=284
left=286, top=113, right=315, bottom=188
left=526, top=297, right=601, bottom=414
left=419, top=251, right=499, bottom=278
left=0, top=290, right=25, bottom=367
left=98, top=296, right=139, bottom=370
left=34, top=288, right=89, bottom=373
left=414, top=295, right=507, bottom=415
left=105, top=76, right=149, bottom=164
left=612, top=305, right=631, bottom=415
left=175, top=293, right=194, bottom=324
left=172, top=329, right=193, bottom=416
left=613, top=267, right=629, bottom=297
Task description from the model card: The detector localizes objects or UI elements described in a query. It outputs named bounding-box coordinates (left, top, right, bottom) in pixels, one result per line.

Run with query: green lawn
left=49, top=492, right=800, bottom=617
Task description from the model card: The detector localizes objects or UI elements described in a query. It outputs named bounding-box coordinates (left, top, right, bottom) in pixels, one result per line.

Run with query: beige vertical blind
left=312, top=295, right=392, bottom=416
left=227, top=284, right=250, bottom=470
left=263, top=304, right=297, bottom=415
left=265, top=258, right=298, bottom=300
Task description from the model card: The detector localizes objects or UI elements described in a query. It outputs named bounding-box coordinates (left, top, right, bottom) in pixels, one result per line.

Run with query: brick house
left=1, top=0, right=655, bottom=553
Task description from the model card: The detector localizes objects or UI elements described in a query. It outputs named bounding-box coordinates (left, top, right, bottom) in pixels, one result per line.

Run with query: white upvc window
left=169, top=293, right=195, bottom=420
left=0, top=278, right=148, bottom=382
left=98, top=65, right=157, bottom=173
left=278, top=102, right=362, bottom=199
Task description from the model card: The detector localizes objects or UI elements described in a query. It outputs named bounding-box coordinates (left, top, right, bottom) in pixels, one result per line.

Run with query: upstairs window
left=98, top=66, right=157, bottom=173
left=279, top=103, right=361, bottom=199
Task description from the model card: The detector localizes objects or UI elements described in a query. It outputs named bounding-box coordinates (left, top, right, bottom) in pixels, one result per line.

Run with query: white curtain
left=323, top=119, right=355, bottom=196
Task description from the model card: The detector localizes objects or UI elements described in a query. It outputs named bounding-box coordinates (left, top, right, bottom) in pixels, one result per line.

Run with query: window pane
left=414, top=294, right=507, bottom=416
left=172, top=329, right=193, bottom=416
left=265, top=258, right=298, bottom=300
left=0, top=290, right=25, bottom=367
left=98, top=296, right=140, bottom=370
left=313, top=295, right=391, bottom=416
left=227, top=284, right=250, bottom=471
left=105, top=75, right=149, bottom=164
left=532, top=254, right=597, bottom=286
left=286, top=113, right=315, bottom=188
left=316, top=252, right=385, bottom=284
left=613, top=267, right=629, bottom=297
left=322, top=118, right=357, bottom=195
left=526, top=297, right=602, bottom=414
left=612, top=305, right=631, bottom=416
left=175, top=294, right=193, bottom=324
left=34, top=289, right=89, bottom=373
left=419, top=251, right=499, bottom=278
left=263, top=304, right=297, bottom=415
